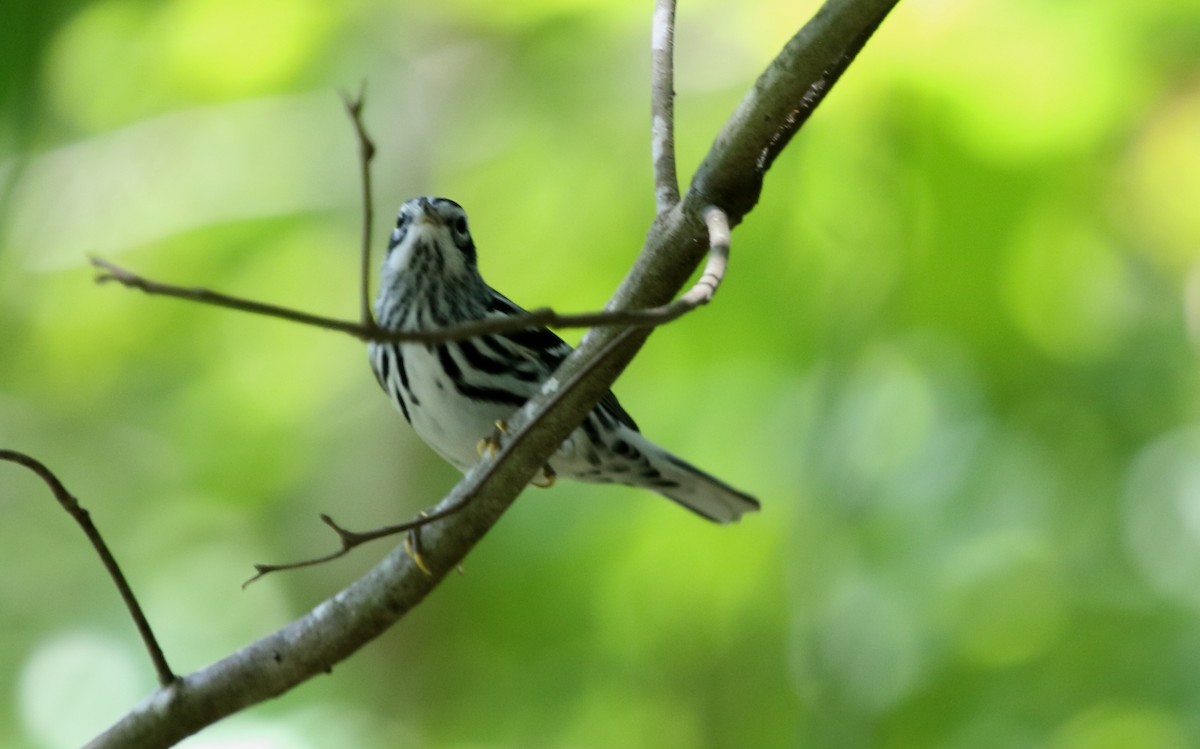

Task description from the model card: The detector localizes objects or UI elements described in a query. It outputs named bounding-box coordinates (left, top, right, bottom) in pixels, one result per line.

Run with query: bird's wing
left=485, top=289, right=640, bottom=432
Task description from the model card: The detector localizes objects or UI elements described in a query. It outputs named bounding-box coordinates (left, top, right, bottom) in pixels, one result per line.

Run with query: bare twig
left=91, top=256, right=376, bottom=337
left=0, top=449, right=177, bottom=687
left=651, top=0, right=680, bottom=213
left=243, top=502, right=466, bottom=585
left=243, top=206, right=732, bottom=580
left=682, top=206, right=730, bottom=305
left=341, top=84, right=377, bottom=328
left=91, top=255, right=718, bottom=344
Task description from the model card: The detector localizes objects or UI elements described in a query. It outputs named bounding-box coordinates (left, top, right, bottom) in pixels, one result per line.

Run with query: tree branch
left=651, top=0, right=680, bottom=213
left=89, top=256, right=718, bottom=344
left=0, top=450, right=177, bottom=687
left=341, top=83, right=377, bottom=328
left=84, top=1, right=897, bottom=745
left=690, top=0, right=896, bottom=222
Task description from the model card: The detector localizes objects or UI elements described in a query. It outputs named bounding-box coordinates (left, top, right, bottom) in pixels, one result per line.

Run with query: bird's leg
left=476, top=419, right=507, bottom=459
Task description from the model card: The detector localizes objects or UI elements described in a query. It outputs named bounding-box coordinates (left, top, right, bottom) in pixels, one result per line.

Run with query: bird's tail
left=633, top=437, right=760, bottom=524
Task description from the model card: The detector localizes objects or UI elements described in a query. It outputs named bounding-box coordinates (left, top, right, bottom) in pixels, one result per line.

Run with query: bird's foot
left=476, top=419, right=508, bottom=459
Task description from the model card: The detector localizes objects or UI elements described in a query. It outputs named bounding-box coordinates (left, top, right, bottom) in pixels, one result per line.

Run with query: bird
left=367, top=196, right=759, bottom=523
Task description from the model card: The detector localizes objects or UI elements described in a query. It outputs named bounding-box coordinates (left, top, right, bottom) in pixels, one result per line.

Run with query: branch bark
left=84, top=0, right=897, bottom=745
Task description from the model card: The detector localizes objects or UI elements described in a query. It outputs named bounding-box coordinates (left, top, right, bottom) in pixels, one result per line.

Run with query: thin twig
left=0, top=449, right=177, bottom=687
left=680, top=206, right=730, bottom=306
left=91, top=256, right=375, bottom=336
left=244, top=502, right=466, bottom=585
left=651, top=0, right=680, bottom=213
left=91, top=255, right=718, bottom=344
left=243, top=206, right=733, bottom=579
left=340, top=84, right=377, bottom=328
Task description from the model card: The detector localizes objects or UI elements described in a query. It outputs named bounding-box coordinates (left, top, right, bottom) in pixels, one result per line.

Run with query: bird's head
left=382, top=196, right=478, bottom=283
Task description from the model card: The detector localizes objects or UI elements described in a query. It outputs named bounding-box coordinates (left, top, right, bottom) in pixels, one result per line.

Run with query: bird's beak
left=415, top=200, right=443, bottom=228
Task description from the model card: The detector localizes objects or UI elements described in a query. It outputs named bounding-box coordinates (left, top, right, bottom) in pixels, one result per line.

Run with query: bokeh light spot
left=157, top=0, right=332, bottom=97
left=820, top=344, right=936, bottom=504
left=1003, top=209, right=1135, bottom=362
left=1052, top=704, right=1188, bottom=749
left=17, top=630, right=148, bottom=749
left=815, top=575, right=923, bottom=713
left=1120, top=85, right=1200, bottom=271
left=1123, top=427, right=1200, bottom=607
left=942, top=533, right=1067, bottom=668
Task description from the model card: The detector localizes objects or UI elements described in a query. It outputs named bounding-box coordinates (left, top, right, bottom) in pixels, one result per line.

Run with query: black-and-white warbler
left=368, top=196, right=759, bottom=523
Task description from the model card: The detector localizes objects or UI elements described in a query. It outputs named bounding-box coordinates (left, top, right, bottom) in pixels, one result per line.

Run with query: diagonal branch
left=651, top=0, right=680, bottom=213
left=0, top=450, right=177, bottom=687
left=690, top=0, right=896, bottom=222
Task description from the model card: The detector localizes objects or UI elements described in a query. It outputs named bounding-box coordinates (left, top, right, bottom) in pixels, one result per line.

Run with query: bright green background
left=3, top=0, right=1200, bottom=747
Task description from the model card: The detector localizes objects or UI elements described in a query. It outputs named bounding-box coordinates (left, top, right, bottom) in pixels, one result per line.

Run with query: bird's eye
left=388, top=226, right=406, bottom=252
left=453, top=216, right=469, bottom=235
left=387, top=212, right=411, bottom=253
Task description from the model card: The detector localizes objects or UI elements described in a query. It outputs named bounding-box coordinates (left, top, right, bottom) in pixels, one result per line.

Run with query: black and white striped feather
left=367, top=196, right=758, bottom=523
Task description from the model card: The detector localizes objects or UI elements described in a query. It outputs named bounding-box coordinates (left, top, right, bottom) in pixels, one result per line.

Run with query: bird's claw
left=404, top=511, right=433, bottom=576
left=476, top=419, right=508, bottom=459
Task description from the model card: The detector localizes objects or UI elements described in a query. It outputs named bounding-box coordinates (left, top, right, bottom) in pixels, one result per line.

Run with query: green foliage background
left=3, top=0, right=1200, bottom=747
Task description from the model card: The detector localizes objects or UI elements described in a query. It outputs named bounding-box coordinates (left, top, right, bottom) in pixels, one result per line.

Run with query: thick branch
left=86, top=1, right=896, bottom=745
left=690, top=0, right=896, bottom=221
left=0, top=450, right=176, bottom=687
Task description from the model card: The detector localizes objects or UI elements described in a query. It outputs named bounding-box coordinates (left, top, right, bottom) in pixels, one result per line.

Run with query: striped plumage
left=368, top=196, right=759, bottom=523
